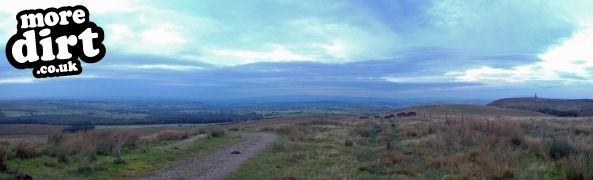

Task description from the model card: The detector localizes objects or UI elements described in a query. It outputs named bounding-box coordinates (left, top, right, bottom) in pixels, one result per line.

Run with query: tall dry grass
left=392, top=115, right=593, bottom=179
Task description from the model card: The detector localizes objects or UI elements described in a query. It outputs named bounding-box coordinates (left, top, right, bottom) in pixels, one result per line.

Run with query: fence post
left=114, top=135, right=121, bottom=162
left=541, top=124, right=546, bottom=141
left=445, top=111, right=448, bottom=125
left=461, top=114, right=465, bottom=138
left=586, top=153, right=591, bottom=179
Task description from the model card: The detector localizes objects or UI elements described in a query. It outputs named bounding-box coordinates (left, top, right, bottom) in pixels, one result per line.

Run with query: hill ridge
left=488, top=97, right=593, bottom=117
left=391, top=104, right=549, bottom=117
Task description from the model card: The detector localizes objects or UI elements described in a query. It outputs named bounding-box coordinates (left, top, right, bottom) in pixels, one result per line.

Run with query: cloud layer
left=1, top=0, right=592, bottom=100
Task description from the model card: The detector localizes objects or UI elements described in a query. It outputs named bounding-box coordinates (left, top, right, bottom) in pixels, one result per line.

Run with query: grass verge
left=3, top=132, right=238, bottom=179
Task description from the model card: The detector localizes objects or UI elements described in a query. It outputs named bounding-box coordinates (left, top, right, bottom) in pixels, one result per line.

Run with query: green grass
left=232, top=118, right=583, bottom=179
left=1, top=109, right=149, bottom=119
left=229, top=126, right=379, bottom=179
left=1, top=111, right=30, bottom=117
left=4, top=132, right=239, bottom=179
left=228, top=135, right=361, bottom=179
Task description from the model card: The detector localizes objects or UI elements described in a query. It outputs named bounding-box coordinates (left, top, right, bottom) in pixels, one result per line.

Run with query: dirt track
left=142, top=132, right=277, bottom=180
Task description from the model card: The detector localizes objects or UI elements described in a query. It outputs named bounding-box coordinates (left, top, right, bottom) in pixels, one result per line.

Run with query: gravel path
left=142, top=132, right=278, bottom=180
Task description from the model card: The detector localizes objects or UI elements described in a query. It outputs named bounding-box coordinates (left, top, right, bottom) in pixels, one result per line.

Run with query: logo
left=5, top=5, right=105, bottom=78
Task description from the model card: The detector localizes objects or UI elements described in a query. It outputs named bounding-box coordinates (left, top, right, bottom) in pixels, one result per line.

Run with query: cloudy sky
left=0, top=0, right=592, bottom=101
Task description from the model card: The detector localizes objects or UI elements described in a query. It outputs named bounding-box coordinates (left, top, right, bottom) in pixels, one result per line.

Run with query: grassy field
left=0, top=124, right=66, bottom=136
left=394, top=104, right=551, bottom=117
left=0, top=125, right=238, bottom=179
left=0, top=110, right=149, bottom=119
left=96, top=123, right=212, bottom=129
left=231, top=116, right=593, bottom=179
left=2, top=108, right=593, bottom=179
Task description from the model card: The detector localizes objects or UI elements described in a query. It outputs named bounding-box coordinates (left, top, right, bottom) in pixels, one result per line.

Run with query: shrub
left=77, top=154, right=94, bottom=174
left=47, top=134, right=66, bottom=145
left=354, top=122, right=383, bottom=138
left=209, top=129, right=226, bottom=138
left=43, top=159, right=59, bottom=167
left=156, top=131, right=189, bottom=141
left=564, top=165, right=585, bottom=180
left=537, top=108, right=579, bottom=117
left=508, top=133, right=523, bottom=147
left=55, top=146, right=70, bottom=163
left=298, top=120, right=338, bottom=126
left=561, top=156, right=589, bottom=180
left=486, top=161, right=514, bottom=179
left=78, top=163, right=92, bottom=173
left=0, top=143, right=7, bottom=171
left=93, top=132, right=114, bottom=155
left=344, top=139, right=354, bottom=147
left=381, top=151, right=404, bottom=164
left=12, top=141, right=39, bottom=159
left=271, top=143, right=288, bottom=153
left=93, top=163, right=107, bottom=171
left=549, top=139, right=577, bottom=160
left=63, top=123, right=95, bottom=133
left=122, top=134, right=139, bottom=148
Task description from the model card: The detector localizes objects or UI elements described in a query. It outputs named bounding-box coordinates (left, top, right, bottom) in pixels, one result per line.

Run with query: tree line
left=0, top=112, right=263, bottom=125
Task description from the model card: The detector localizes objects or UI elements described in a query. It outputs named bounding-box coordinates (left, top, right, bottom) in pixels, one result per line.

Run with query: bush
left=210, top=129, right=226, bottom=138
left=55, top=146, right=70, bottom=163
left=271, top=142, right=288, bottom=153
left=508, top=133, right=523, bottom=148
left=549, top=139, right=577, bottom=160
left=354, top=122, right=383, bottom=138
left=77, top=154, right=94, bottom=174
left=78, top=163, right=92, bottom=173
left=298, top=120, right=339, bottom=126
left=93, top=163, right=107, bottom=171
left=344, top=139, right=354, bottom=147
left=12, top=141, right=39, bottom=159
left=156, top=131, right=189, bottom=141
left=537, top=108, right=579, bottom=117
left=564, top=165, right=585, bottom=180
left=43, top=159, right=59, bottom=167
left=560, top=155, right=590, bottom=180
left=0, top=143, right=7, bottom=171
left=63, top=123, right=95, bottom=133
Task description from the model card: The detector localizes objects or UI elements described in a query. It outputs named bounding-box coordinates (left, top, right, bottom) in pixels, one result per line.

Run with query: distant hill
left=488, top=97, right=593, bottom=117
left=392, top=104, right=550, bottom=117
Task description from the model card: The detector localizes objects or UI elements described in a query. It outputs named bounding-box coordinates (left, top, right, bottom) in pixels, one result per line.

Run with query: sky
left=0, top=0, right=592, bottom=102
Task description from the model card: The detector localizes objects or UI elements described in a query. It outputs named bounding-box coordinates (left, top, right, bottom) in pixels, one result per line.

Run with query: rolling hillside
left=392, top=104, right=550, bottom=117
left=488, top=97, right=593, bottom=117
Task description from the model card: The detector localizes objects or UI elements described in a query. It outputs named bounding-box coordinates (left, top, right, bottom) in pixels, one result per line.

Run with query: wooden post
left=445, top=111, right=448, bottom=125
left=461, top=114, right=465, bottom=138
left=114, top=135, right=121, bottom=162
left=586, top=153, right=592, bottom=179
left=541, top=125, right=545, bottom=141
